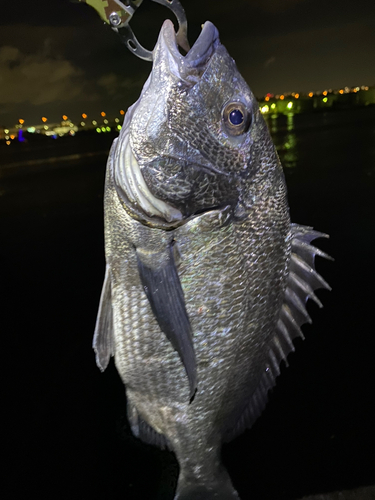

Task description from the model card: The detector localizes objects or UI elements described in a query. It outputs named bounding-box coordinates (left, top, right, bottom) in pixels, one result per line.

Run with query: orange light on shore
left=120, top=110, right=125, bottom=115
left=42, top=117, right=47, bottom=123
left=62, top=115, right=68, bottom=120
left=265, top=96, right=270, bottom=101
left=19, top=119, right=25, bottom=125
left=295, top=93, right=299, bottom=99
left=279, top=95, right=285, bottom=100
left=101, top=112, right=106, bottom=117
left=82, top=113, right=87, bottom=119
left=308, top=92, right=313, bottom=97
left=339, top=89, right=344, bottom=94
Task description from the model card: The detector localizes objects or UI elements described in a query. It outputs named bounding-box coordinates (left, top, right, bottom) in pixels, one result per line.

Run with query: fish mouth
left=112, top=21, right=223, bottom=229
left=156, top=19, right=220, bottom=81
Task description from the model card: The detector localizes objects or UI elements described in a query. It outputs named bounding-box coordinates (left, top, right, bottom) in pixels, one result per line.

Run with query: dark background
left=2, top=106, right=375, bottom=499
left=1, top=0, right=375, bottom=499
left=0, top=0, right=375, bottom=124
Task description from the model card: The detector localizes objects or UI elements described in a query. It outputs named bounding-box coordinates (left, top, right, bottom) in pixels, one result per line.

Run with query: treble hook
left=78, top=0, right=189, bottom=61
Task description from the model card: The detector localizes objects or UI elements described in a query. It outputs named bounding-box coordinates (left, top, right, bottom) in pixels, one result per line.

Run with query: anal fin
left=127, top=399, right=170, bottom=450
left=93, top=265, right=114, bottom=371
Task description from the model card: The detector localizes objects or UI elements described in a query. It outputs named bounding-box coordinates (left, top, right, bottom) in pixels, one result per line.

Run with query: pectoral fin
left=93, top=265, right=114, bottom=371
left=136, top=243, right=197, bottom=400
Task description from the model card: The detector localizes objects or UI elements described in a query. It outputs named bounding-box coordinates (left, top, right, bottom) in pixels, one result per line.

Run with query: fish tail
left=174, top=470, right=240, bottom=499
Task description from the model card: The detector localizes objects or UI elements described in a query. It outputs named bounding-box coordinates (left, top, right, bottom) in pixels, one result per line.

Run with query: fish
left=93, top=19, right=331, bottom=500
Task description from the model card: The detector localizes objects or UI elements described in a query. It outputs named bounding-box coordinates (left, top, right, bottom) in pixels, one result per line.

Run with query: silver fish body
left=94, top=20, right=331, bottom=499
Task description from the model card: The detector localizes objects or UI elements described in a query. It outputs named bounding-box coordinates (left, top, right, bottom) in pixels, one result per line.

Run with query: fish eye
left=222, top=101, right=252, bottom=136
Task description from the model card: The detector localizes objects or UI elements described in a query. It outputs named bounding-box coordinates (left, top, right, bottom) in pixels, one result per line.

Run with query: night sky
left=0, top=0, right=374, bottom=126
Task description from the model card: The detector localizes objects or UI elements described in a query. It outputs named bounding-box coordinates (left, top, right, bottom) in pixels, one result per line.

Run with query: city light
left=2, top=84, right=372, bottom=139
left=19, top=129, right=26, bottom=142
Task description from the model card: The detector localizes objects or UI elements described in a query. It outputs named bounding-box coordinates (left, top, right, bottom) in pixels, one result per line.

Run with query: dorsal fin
left=223, top=224, right=332, bottom=442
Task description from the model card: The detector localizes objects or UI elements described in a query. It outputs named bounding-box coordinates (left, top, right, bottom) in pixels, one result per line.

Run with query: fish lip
left=158, top=19, right=182, bottom=65
left=158, top=19, right=219, bottom=77
left=184, top=21, right=219, bottom=67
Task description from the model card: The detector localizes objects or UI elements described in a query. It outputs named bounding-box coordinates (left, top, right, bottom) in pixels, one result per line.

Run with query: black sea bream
left=93, top=20, right=331, bottom=499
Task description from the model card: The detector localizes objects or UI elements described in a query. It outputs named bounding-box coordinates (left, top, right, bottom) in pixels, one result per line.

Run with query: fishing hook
left=77, top=0, right=189, bottom=61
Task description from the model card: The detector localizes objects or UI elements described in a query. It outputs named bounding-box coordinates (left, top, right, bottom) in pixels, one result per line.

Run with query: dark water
left=2, top=107, right=374, bottom=499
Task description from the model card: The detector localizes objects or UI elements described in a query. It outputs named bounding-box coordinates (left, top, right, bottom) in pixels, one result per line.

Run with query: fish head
left=116, top=19, right=277, bottom=226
